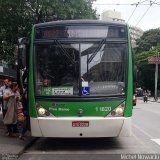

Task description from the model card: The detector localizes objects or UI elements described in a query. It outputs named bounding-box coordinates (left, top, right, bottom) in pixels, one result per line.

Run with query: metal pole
left=155, top=50, right=159, bottom=101
left=155, top=63, right=158, bottom=101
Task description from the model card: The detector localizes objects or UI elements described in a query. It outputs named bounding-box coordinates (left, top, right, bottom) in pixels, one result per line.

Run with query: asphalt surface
left=18, top=99, right=160, bottom=160
left=0, top=98, right=160, bottom=160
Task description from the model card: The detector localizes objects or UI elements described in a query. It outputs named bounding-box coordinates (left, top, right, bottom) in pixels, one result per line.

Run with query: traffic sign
left=148, top=57, right=160, bottom=64
left=81, top=87, right=90, bottom=95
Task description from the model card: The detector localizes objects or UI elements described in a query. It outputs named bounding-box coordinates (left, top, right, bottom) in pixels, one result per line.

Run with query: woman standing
left=3, top=82, right=19, bottom=136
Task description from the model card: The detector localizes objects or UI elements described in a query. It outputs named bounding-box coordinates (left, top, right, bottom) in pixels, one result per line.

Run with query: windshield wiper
left=54, top=40, right=76, bottom=65
left=87, top=38, right=106, bottom=64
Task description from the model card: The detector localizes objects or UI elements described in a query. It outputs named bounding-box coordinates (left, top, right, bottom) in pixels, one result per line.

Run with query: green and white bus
left=19, top=20, right=133, bottom=137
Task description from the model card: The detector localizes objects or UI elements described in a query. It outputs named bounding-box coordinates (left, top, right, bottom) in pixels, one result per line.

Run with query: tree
left=0, top=0, right=97, bottom=65
left=136, top=28, right=160, bottom=53
left=134, top=45, right=160, bottom=94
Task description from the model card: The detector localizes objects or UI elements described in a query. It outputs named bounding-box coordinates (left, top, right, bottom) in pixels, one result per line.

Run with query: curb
left=18, top=137, right=39, bottom=157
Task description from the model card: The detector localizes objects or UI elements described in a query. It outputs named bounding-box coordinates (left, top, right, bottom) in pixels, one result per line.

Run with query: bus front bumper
left=30, top=117, right=132, bottom=137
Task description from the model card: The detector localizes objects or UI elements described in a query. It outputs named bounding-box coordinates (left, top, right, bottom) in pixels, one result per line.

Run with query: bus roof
left=35, top=20, right=127, bottom=28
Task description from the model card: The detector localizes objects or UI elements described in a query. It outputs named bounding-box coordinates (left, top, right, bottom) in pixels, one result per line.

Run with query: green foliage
left=0, top=0, right=97, bottom=64
left=138, top=62, right=155, bottom=92
left=134, top=31, right=160, bottom=94
left=136, top=29, right=160, bottom=53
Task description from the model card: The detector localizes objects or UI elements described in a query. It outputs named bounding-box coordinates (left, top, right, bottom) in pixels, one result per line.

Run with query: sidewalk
left=0, top=107, right=36, bottom=156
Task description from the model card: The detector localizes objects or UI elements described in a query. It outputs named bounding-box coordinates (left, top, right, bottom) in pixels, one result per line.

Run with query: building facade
left=101, top=10, right=143, bottom=48
left=101, top=10, right=125, bottom=22
left=129, top=25, right=143, bottom=48
left=0, top=60, right=16, bottom=84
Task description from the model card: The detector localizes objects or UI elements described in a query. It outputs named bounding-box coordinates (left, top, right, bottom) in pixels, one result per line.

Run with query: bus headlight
left=108, top=102, right=125, bottom=117
left=36, top=104, right=50, bottom=117
left=38, top=107, right=46, bottom=116
left=115, top=107, right=123, bottom=115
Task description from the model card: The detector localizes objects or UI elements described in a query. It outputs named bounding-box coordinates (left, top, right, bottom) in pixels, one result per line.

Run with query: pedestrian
left=0, top=79, right=9, bottom=118
left=3, top=82, right=19, bottom=137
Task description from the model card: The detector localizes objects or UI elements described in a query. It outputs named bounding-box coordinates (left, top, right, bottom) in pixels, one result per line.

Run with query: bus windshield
left=35, top=41, right=127, bottom=96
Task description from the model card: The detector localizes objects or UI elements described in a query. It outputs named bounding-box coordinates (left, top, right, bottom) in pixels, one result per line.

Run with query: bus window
left=35, top=43, right=79, bottom=95
left=81, top=43, right=127, bottom=96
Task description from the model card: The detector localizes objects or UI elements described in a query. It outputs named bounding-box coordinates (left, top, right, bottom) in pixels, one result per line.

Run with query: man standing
left=0, top=79, right=9, bottom=118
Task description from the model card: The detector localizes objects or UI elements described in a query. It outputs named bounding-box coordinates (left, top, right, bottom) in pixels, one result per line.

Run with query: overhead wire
left=127, top=7, right=138, bottom=23
left=93, top=0, right=158, bottom=28
left=153, top=0, right=160, bottom=4
left=127, top=0, right=142, bottom=23
left=127, top=0, right=153, bottom=23
left=92, top=3, right=134, bottom=5
left=135, top=0, right=157, bottom=27
left=92, top=2, right=160, bottom=6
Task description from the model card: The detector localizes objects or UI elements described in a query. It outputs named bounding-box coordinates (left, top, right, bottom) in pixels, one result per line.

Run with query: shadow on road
left=29, top=137, right=123, bottom=151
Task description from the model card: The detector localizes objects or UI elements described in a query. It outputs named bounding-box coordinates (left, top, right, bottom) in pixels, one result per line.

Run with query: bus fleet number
left=96, top=107, right=111, bottom=112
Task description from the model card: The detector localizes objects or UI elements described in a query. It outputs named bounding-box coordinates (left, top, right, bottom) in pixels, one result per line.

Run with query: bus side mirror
left=18, top=38, right=28, bottom=69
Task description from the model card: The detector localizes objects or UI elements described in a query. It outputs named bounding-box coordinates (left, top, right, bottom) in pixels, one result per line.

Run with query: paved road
left=19, top=100, right=160, bottom=160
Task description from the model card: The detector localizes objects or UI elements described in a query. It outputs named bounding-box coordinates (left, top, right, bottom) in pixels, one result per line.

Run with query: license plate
left=72, top=121, right=89, bottom=127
